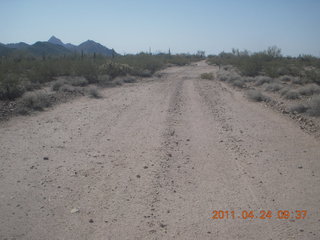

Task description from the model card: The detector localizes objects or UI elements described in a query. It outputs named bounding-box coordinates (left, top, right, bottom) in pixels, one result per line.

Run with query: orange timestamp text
left=211, top=210, right=307, bottom=220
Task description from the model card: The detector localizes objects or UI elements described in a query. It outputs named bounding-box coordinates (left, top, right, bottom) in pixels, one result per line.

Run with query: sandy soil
left=0, top=62, right=319, bottom=240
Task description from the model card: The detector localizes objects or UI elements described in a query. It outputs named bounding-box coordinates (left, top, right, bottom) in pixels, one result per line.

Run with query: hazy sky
left=1, top=0, right=320, bottom=56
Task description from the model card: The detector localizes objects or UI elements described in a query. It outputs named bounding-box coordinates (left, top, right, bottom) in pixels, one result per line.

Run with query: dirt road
left=1, top=62, right=319, bottom=240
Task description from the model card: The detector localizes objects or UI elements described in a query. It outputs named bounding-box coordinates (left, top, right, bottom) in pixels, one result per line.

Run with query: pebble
left=70, top=208, right=80, bottom=214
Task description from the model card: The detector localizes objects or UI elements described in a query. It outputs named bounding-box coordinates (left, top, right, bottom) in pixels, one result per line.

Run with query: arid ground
left=1, top=62, right=319, bottom=240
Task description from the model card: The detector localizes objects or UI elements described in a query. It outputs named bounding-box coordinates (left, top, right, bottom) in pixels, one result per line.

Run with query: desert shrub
left=247, top=90, right=270, bottom=102
left=307, top=96, right=320, bottom=116
left=289, top=104, right=308, bottom=113
left=88, top=87, right=102, bottom=98
left=291, top=77, right=307, bottom=85
left=0, top=74, right=26, bottom=100
left=113, top=79, right=123, bottom=86
left=122, top=76, right=136, bottom=83
left=200, top=72, right=214, bottom=80
left=51, top=79, right=65, bottom=91
left=59, top=84, right=78, bottom=93
left=254, top=76, right=273, bottom=86
left=138, top=69, right=152, bottom=77
left=18, top=91, right=51, bottom=112
left=264, top=83, right=283, bottom=92
left=279, top=75, right=291, bottom=82
left=298, top=84, right=320, bottom=96
left=97, top=75, right=112, bottom=87
left=232, top=79, right=246, bottom=88
left=279, top=87, right=290, bottom=96
left=243, top=77, right=255, bottom=83
left=69, top=77, right=88, bottom=87
left=283, top=90, right=300, bottom=99
left=22, top=79, right=40, bottom=91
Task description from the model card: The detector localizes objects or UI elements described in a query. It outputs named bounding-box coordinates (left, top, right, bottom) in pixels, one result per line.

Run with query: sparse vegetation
left=264, top=82, right=283, bottom=92
left=208, top=47, right=320, bottom=81
left=51, top=79, right=65, bottom=91
left=307, top=96, right=320, bottom=116
left=247, top=90, right=270, bottom=102
left=232, top=79, right=246, bottom=88
left=17, top=91, right=51, bottom=113
left=298, top=84, right=320, bottom=96
left=88, top=87, right=102, bottom=98
left=283, top=90, right=300, bottom=99
left=289, top=104, right=308, bottom=114
left=254, top=76, right=272, bottom=86
left=200, top=72, right=214, bottom=80
left=0, top=53, right=202, bottom=101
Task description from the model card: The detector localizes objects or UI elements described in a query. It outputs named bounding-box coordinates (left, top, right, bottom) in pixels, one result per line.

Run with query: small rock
left=43, top=157, right=49, bottom=161
left=136, top=175, right=141, bottom=178
left=298, top=166, right=303, bottom=169
left=160, top=223, right=167, bottom=228
left=70, top=208, right=80, bottom=214
left=89, top=219, right=94, bottom=223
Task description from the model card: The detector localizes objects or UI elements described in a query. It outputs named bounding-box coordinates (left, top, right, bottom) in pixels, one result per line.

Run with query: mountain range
left=0, top=36, right=117, bottom=57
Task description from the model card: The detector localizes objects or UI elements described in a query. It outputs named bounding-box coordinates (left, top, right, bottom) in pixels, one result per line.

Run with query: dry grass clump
left=279, top=75, right=291, bottom=82
left=290, top=96, right=320, bottom=116
left=283, top=90, right=300, bottom=99
left=97, top=75, right=112, bottom=87
left=52, top=77, right=88, bottom=91
left=59, top=85, right=78, bottom=93
left=247, top=90, right=270, bottom=102
left=264, top=82, right=283, bottom=92
left=88, top=87, right=102, bottom=98
left=307, top=96, right=320, bottom=116
left=232, top=79, right=246, bottom=88
left=122, top=76, right=136, bottom=83
left=217, top=70, right=246, bottom=88
left=17, top=91, right=52, bottom=114
left=254, top=76, right=273, bottom=86
left=69, top=77, right=88, bottom=87
left=289, top=104, right=308, bottom=113
left=51, top=79, right=65, bottom=91
left=201, top=72, right=214, bottom=80
left=297, top=84, right=320, bottom=96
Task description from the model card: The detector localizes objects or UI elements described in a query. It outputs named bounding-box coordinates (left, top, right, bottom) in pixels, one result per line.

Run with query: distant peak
left=48, top=36, right=64, bottom=46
